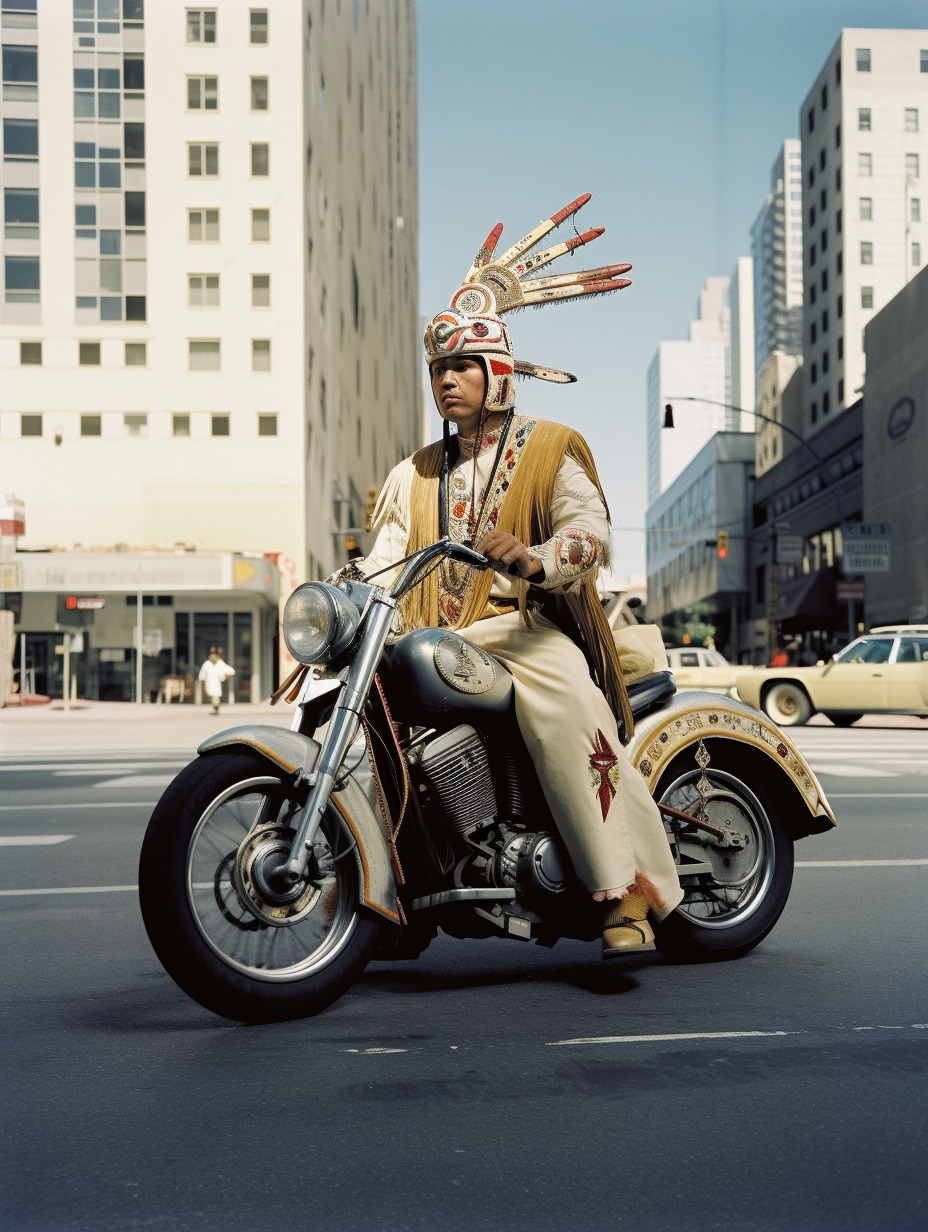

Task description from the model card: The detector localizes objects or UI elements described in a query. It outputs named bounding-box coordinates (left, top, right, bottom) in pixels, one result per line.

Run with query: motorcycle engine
left=416, top=724, right=569, bottom=904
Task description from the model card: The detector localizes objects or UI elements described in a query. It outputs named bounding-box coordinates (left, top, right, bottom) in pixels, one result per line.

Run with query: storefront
left=11, top=550, right=279, bottom=704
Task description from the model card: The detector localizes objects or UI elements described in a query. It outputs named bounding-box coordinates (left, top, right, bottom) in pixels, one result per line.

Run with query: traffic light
left=717, top=531, right=729, bottom=559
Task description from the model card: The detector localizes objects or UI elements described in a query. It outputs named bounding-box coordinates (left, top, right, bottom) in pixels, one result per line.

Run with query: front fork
left=282, top=594, right=397, bottom=883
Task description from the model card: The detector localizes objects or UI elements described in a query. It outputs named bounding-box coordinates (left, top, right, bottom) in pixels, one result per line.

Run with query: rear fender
left=197, top=724, right=399, bottom=924
left=626, top=692, right=836, bottom=839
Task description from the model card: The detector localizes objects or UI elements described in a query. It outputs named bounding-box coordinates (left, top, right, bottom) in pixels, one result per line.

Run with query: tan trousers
left=461, top=611, right=684, bottom=920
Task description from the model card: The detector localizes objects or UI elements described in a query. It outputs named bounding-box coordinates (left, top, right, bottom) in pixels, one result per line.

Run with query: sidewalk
left=0, top=700, right=294, bottom=755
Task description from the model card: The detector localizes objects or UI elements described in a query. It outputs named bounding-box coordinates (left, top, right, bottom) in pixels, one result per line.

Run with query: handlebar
left=388, top=537, right=526, bottom=602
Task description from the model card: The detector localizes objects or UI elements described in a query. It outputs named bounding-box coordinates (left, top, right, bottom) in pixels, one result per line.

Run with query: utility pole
left=136, top=590, right=144, bottom=705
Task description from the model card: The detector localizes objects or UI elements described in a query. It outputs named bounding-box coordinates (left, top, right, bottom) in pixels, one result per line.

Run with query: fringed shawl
left=372, top=418, right=634, bottom=739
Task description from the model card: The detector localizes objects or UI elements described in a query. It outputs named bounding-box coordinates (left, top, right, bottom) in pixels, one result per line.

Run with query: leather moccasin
left=602, top=916, right=655, bottom=959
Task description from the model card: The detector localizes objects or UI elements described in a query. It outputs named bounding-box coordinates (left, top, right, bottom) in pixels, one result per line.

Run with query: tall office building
left=729, top=255, right=755, bottom=425
left=0, top=0, right=419, bottom=701
left=646, top=275, right=732, bottom=505
left=751, top=139, right=803, bottom=381
left=800, top=28, right=928, bottom=435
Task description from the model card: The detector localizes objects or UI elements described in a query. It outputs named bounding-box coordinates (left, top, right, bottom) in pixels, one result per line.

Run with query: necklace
left=453, top=410, right=515, bottom=546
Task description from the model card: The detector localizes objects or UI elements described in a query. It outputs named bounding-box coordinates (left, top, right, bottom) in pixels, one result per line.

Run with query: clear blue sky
left=417, top=0, right=927, bottom=576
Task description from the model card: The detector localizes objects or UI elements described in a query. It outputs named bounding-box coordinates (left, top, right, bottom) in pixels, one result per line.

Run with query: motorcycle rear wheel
left=653, top=767, right=793, bottom=962
left=139, top=751, right=383, bottom=1022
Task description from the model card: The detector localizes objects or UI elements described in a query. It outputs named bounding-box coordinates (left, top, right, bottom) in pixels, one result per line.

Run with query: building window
left=188, top=144, right=219, bottom=177
left=3, top=43, right=37, bottom=87
left=5, top=186, right=38, bottom=238
left=819, top=147, right=826, bottom=171
left=858, top=107, right=871, bottom=131
left=810, top=244, right=816, bottom=266
left=810, top=283, right=817, bottom=305
left=836, top=251, right=843, bottom=274
left=189, top=339, right=220, bottom=370
left=173, top=414, right=191, bottom=437
left=5, top=255, right=38, bottom=302
left=188, top=274, right=220, bottom=306
left=807, top=106, right=815, bottom=133
left=125, top=342, right=147, bottom=366
left=922, top=50, right=928, bottom=73
left=250, top=9, right=268, bottom=44
left=836, top=166, right=842, bottom=192
left=188, top=208, right=219, bottom=242
left=856, top=48, right=870, bottom=72
left=810, top=322, right=817, bottom=345
left=912, top=198, right=922, bottom=222
left=838, top=379, right=845, bottom=402
left=251, top=208, right=269, bottom=241
left=837, top=294, right=843, bottom=318
left=808, top=165, right=815, bottom=188
left=859, top=152, right=872, bottom=176
left=250, top=77, right=268, bottom=111
left=822, top=309, right=829, bottom=333
left=822, top=351, right=830, bottom=374
left=80, top=415, right=102, bottom=436
left=821, top=228, right=828, bottom=252
left=79, top=342, right=101, bottom=365
left=257, top=413, right=277, bottom=437
left=3, top=117, right=37, bottom=161
left=838, top=336, right=844, bottom=359
left=823, top=390, right=831, bottom=414
left=835, top=123, right=841, bottom=148
left=811, top=401, right=818, bottom=424
left=821, top=270, right=828, bottom=292
left=124, top=123, right=145, bottom=162
left=860, top=241, right=873, bottom=264
left=124, top=413, right=148, bottom=436
left=905, top=108, right=919, bottom=133
left=861, top=286, right=874, bottom=309
left=836, top=208, right=842, bottom=234
left=914, top=242, right=923, bottom=267
left=906, top=153, right=920, bottom=178
left=251, top=274, right=270, bottom=307
left=20, top=341, right=42, bottom=365
left=821, top=83, right=828, bottom=110
left=125, top=192, right=146, bottom=228
left=860, top=196, right=872, bottom=220
left=211, top=414, right=230, bottom=436
left=809, top=204, right=816, bottom=227
left=21, top=414, right=42, bottom=436
left=250, top=143, right=269, bottom=176
left=187, top=77, right=218, bottom=111
left=811, top=362, right=818, bottom=384
left=187, top=9, right=217, bottom=43
left=252, top=339, right=271, bottom=370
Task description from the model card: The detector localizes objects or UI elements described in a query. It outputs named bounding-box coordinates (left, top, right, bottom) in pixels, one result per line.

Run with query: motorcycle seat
left=626, top=670, right=677, bottom=721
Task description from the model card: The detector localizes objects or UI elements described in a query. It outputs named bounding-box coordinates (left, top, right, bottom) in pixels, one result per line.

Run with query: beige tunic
left=356, top=426, right=683, bottom=915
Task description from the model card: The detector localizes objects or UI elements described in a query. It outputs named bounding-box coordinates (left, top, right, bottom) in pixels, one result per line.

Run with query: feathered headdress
left=424, top=193, right=631, bottom=407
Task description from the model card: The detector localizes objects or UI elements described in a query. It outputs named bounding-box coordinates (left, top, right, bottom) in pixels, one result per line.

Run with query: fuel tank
left=383, top=628, right=514, bottom=729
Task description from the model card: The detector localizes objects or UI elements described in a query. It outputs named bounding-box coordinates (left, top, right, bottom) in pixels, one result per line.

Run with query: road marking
left=97, top=775, right=175, bottom=789
left=828, top=792, right=928, bottom=798
left=796, top=859, right=928, bottom=867
left=0, top=885, right=136, bottom=897
left=0, top=761, right=184, bottom=774
left=341, top=1047, right=408, bottom=1054
left=548, top=1030, right=798, bottom=1047
left=0, top=802, right=158, bottom=811
left=812, top=765, right=897, bottom=777
left=0, top=835, right=73, bottom=846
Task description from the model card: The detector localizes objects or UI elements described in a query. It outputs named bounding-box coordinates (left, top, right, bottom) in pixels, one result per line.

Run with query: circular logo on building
left=434, top=636, right=498, bottom=694
left=887, top=397, right=915, bottom=441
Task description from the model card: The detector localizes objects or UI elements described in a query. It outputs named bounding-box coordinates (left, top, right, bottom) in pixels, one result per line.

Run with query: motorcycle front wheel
left=653, top=767, right=794, bottom=962
left=139, top=751, right=383, bottom=1022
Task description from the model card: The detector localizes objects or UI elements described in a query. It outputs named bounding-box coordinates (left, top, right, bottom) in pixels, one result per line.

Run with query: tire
left=824, top=712, right=862, bottom=728
left=139, top=751, right=384, bottom=1022
left=653, top=767, right=794, bottom=962
left=762, top=680, right=813, bottom=726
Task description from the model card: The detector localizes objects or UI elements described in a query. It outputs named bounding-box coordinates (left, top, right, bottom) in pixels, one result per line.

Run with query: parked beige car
left=733, top=626, right=928, bottom=726
left=665, top=646, right=739, bottom=697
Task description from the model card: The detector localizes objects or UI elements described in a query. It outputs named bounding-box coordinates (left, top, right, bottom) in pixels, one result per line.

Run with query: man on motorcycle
left=344, top=291, right=683, bottom=956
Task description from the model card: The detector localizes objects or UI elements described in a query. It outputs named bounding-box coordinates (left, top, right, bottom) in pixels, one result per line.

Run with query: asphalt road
left=1, top=727, right=926, bottom=1232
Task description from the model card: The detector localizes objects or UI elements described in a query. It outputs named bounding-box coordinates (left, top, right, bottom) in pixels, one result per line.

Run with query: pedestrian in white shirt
left=198, top=648, right=234, bottom=715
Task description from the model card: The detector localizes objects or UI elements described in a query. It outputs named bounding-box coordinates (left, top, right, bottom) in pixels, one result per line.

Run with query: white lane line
left=828, top=792, right=928, bottom=798
left=796, top=859, right=928, bottom=867
left=0, top=802, right=158, bottom=811
left=0, top=835, right=73, bottom=846
left=342, top=1047, right=408, bottom=1054
left=0, top=885, right=136, bottom=897
left=812, top=765, right=898, bottom=777
left=548, top=1030, right=798, bottom=1047
left=97, top=775, right=175, bottom=789
left=0, top=762, right=184, bottom=774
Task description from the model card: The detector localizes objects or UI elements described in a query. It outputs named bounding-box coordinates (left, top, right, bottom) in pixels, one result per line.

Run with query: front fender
left=626, top=691, right=836, bottom=838
left=197, top=724, right=399, bottom=925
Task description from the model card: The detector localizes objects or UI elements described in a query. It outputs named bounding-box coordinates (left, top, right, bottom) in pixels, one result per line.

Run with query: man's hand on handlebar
left=475, top=530, right=544, bottom=580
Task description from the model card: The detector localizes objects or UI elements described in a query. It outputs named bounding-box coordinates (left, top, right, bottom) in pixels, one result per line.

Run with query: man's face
left=430, top=356, right=486, bottom=433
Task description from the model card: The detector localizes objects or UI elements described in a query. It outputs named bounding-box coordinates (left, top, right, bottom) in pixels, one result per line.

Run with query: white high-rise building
left=729, top=255, right=755, bottom=425
left=0, top=0, right=419, bottom=702
left=751, top=139, right=804, bottom=380
left=800, top=28, right=928, bottom=435
left=646, top=275, right=732, bottom=505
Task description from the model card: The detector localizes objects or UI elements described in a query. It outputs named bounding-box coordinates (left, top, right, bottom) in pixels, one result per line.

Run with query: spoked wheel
left=654, top=767, right=793, bottom=962
left=139, top=752, right=383, bottom=1021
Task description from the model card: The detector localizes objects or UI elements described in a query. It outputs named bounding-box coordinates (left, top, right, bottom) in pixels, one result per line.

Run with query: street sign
left=776, top=534, right=805, bottom=566
left=68, top=596, right=106, bottom=611
left=836, top=579, right=865, bottom=602
left=843, top=522, right=891, bottom=574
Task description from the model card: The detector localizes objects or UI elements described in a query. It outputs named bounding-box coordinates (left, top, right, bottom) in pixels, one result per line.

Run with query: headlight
left=283, top=583, right=360, bottom=665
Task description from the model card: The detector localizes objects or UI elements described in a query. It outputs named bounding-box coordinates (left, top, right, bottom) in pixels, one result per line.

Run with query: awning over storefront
left=778, top=565, right=845, bottom=631
left=15, top=550, right=279, bottom=601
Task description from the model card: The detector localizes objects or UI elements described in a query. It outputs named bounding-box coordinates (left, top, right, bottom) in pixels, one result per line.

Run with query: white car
left=665, top=646, right=739, bottom=697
